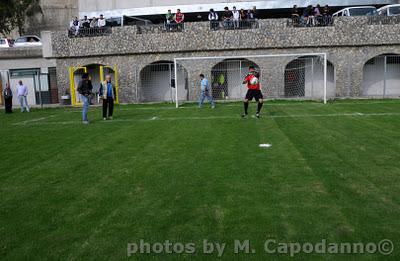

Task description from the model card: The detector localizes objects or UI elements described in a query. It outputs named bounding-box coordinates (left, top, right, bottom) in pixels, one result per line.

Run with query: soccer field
left=1, top=100, right=399, bottom=260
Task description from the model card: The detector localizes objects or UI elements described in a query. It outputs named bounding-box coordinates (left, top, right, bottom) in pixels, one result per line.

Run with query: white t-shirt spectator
left=232, top=10, right=240, bottom=20
left=98, top=18, right=106, bottom=27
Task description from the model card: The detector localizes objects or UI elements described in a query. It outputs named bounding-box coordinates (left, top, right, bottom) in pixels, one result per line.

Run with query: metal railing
left=210, top=19, right=259, bottom=30
left=367, top=15, right=400, bottom=25
left=137, top=22, right=185, bottom=34
left=68, top=27, right=112, bottom=38
left=287, top=15, right=334, bottom=27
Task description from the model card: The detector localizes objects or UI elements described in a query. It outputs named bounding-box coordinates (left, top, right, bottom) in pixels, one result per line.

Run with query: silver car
left=13, top=35, right=42, bottom=47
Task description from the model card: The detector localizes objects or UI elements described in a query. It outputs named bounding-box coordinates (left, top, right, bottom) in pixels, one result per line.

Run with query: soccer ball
left=250, top=76, right=259, bottom=85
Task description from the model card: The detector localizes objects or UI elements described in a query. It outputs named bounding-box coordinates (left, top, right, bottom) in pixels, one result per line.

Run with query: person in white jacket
left=232, top=6, right=240, bottom=28
left=208, top=9, right=219, bottom=30
left=70, top=17, right=80, bottom=36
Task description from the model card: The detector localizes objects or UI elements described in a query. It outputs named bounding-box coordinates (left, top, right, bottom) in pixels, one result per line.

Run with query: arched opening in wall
left=139, top=61, right=188, bottom=102
left=284, top=56, right=335, bottom=99
left=70, top=63, right=118, bottom=106
left=211, top=59, right=260, bottom=100
left=362, top=53, right=400, bottom=97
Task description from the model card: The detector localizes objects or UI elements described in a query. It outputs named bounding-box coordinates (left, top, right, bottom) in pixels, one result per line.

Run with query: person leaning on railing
left=322, top=5, right=331, bottom=26
left=291, top=5, right=300, bottom=26
left=232, top=6, right=240, bottom=29
left=98, top=14, right=106, bottom=27
left=69, top=16, right=80, bottom=36
left=208, top=9, right=219, bottom=30
left=240, top=9, right=249, bottom=28
left=222, top=7, right=233, bottom=29
left=81, top=16, right=90, bottom=28
left=247, top=7, right=257, bottom=28
left=97, top=14, right=106, bottom=35
left=166, top=9, right=175, bottom=31
left=314, top=5, right=323, bottom=25
left=80, top=16, right=90, bottom=36
left=175, top=9, right=185, bottom=31
left=90, top=17, right=97, bottom=28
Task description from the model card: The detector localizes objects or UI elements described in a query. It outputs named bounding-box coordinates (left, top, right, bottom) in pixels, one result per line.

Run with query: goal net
left=173, top=53, right=330, bottom=108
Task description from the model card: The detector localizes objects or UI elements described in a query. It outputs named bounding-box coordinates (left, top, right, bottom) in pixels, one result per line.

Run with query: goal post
left=174, top=53, right=329, bottom=108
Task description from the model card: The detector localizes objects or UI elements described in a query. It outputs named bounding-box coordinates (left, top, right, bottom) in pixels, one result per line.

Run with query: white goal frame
left=174, top=53, right=328, bottom=108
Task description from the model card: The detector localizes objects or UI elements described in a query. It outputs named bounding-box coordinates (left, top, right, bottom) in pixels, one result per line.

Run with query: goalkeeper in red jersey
left=242, top=65, right=263, bottom=118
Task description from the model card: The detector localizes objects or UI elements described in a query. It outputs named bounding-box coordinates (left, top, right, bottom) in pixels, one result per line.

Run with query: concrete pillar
left=335, top=56, right=364, bottom=97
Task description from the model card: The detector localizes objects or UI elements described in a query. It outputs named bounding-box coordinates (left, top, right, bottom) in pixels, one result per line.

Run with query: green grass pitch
left=0, top=100, right=399, bottom=260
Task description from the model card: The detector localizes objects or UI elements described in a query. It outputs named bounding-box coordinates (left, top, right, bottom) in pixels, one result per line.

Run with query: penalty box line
left=14, top=112, right=400, bottom=126
left=12, top=115, right=58, bottom=126
left=58, top=100, right=400, bottom=113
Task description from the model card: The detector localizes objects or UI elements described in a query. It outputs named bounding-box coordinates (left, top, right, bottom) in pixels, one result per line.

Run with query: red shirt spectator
left=175, top=9, right=184, bottom=24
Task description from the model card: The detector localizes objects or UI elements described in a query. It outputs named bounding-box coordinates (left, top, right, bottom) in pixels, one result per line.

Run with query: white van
left=377, top=4, right=400, bottom=16
left=332, top=6, right=377, bottom=17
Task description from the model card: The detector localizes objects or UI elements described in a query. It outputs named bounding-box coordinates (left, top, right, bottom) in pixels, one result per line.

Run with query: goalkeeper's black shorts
left=245, top=89, right=263, bottom=101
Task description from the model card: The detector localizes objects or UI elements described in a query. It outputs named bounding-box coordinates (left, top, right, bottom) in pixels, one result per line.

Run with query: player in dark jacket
left=77, top=73, right=93, bottom=124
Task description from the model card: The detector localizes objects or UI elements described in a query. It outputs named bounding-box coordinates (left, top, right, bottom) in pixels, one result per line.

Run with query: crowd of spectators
left=291, top=4, right=332, bottom=27
left=215, top=6, right=258, bottom=30
left=163, top=7, right=258, bottom=31
left=68, top=4, right=334, bottom=37
left=69, top=14, right=108, bottom=36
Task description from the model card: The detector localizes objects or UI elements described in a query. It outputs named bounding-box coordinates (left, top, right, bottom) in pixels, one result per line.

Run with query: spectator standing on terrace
left=90, top=17, right=98, bottom=28
left=208, top=9, right=219, bottom=30
left=3, top=83, right=13, bottom=114
left=240, top=9, right=248, bottom=28
left=99, top=75, right=116, bottom=120
left=247, top=8, right=257, bottom=28
left=175, top=9, right=185, bottom=31
left=240, top=9, right=247, bottom=20
left=16, top=81, right=29, bottom=113
left=252, top=6, right=258, bottom=19
left=81, top=16, right=90, bottom=28
left=166, top=10, right=175, bottom=31
left=314, top=5, right=322, bottom=25
left=77, top=73, right=93, bottom=124
left=222, top=7, right=233, bottom=29
left=322, top=5, right=331, bottom=25
left=291, top=5, right=300, bottom=25
left=232, top=6, right=240, bottom=29
left=70, top=16, right=80, bottom=36
left=98, top=14, right=106, bottom=27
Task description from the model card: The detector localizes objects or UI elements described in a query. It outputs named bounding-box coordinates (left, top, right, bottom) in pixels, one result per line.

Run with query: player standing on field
left=242, top=65, right=263, bottom=118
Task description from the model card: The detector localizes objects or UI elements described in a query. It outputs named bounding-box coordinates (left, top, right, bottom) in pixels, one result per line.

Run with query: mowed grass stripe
left=267, top=110, right=357, bottom=242
left=273, top=107, right=400, bottom=244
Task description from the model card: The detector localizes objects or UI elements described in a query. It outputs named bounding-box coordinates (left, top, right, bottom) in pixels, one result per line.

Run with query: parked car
left=377, top=4, right=400, bottom=16
left=0, top=38, right=11, bottom=48
left=332, top=6, right=377, bottom=17
left=13, top=35, right=42, bottom=47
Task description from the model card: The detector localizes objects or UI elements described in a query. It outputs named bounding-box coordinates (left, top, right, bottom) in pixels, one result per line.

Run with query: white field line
left=59, top=100, right=400, bottom=113
left=13, top=115, right=57, bottom=126
left=14, top=112, right=400, bottom=126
